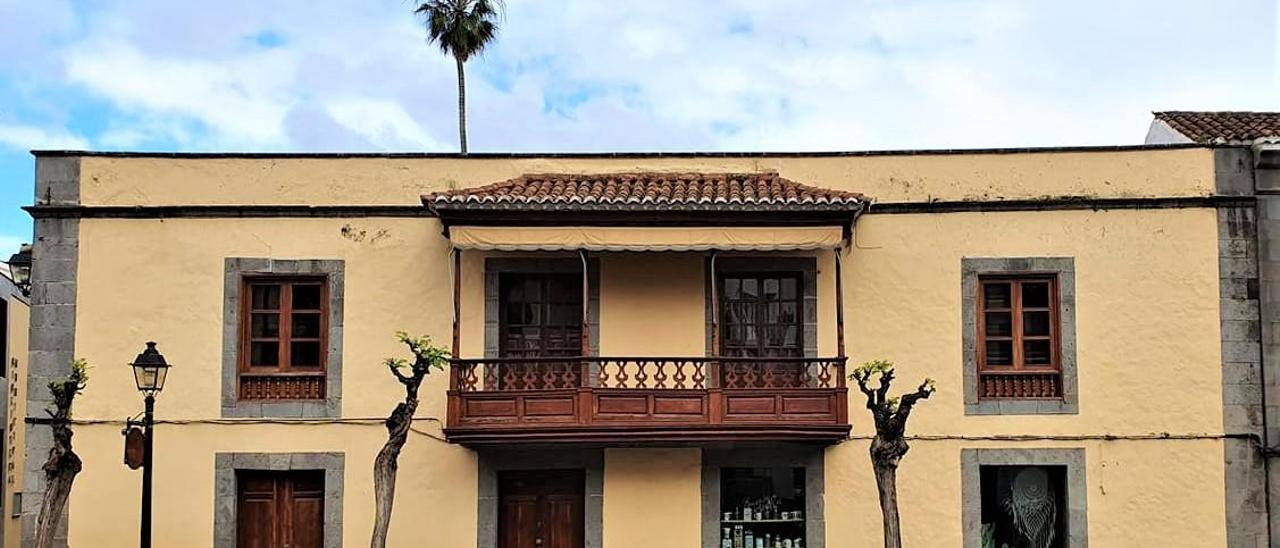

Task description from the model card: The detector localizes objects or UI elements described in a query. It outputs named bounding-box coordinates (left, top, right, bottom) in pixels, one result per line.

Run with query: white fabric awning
left=449, top=226, right=846, bottom=252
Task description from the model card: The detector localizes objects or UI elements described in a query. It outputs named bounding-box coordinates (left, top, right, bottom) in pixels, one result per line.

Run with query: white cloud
left=0, top=123, right=88, bottom=151
left=5, top=0, right=1278, bottom=154
left=63, top=40, right=297, bottom=148
left=324, top=98, right=445, bottom=151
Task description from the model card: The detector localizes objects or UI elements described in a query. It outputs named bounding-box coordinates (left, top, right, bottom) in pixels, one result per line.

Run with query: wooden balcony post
left=709, top=251, right=720, bottom=360
left=451, top=247, right=461, bottom=358
left=578, top=250, right=590, bottom=355
left=834, top=247, right=846, bottom=359
left=708, top=251, right=723, bottom=423
left=579, top=250, right=593, bottom=425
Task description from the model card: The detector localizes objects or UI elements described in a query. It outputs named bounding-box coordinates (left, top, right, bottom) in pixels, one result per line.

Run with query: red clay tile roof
left=425, top=172, right=866, bottom=213
left=1154, top=111, right=1280, bottom=143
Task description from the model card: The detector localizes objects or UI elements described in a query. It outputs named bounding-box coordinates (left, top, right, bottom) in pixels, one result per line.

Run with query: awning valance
left=449, top=226, right=846, bottom=252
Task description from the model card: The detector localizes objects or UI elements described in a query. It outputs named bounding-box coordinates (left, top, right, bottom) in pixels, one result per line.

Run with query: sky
left=0, top=0, right=1277, bottom=247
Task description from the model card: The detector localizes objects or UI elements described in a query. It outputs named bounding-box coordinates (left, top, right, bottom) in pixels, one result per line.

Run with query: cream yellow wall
left=75, top=148, right=1215, bottom=207
left=824, top=439, right=1227, bottom=547
left=824, top=207, right=1225, bottom=547
left=47, top=150, right=1232, bottom=547
left=68, top=217, right=476, bottom=547
left=845, top=208, right=1223, bottom=436
left=73, top=217, right=455, bottom=420
left=600, top=253, right=706, bottom=356
left=603, top=448, right=702, bottom=548
left=67, top=423, right=476, bottom=547
left=4, top=299, right=27, bottom=548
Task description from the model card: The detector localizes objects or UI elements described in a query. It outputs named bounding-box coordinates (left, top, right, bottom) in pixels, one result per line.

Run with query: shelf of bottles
left=720, top=467, right=806, bottom=548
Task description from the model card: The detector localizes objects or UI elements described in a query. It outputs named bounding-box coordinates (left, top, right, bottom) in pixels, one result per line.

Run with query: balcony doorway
left=498, top=271, right=583, bottom=390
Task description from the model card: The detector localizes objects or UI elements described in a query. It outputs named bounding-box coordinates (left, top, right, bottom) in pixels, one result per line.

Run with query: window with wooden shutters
left=240, top=277, right=328, bottom=400
left=977, top=276, right=1062, bottom=398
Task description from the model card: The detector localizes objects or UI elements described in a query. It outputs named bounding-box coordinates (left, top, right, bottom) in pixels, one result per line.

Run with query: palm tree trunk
left=455, top=55, right=467, bottom=154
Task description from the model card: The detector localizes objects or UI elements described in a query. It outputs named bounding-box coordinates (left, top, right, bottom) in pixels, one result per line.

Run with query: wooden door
left=498, top=273, right=583, bottom=389
left=498, top=470, right=584, bottom=548
left=237, top=470, right=325, bottom=548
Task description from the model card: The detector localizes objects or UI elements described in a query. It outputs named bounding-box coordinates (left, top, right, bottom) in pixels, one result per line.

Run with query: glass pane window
left=497, top=272, right=584, bottom=390
left=240, top=277, right=329, bottom=400
left=498, top=273, right=582, bottom=358
left=977, top=275, right=1063, bottom=399
left=721, top=273, right=803, bottom=358
left=979, top=277, right=1058, bottom=371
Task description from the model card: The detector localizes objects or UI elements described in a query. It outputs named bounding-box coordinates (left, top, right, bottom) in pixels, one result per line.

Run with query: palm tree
left=415, top=0, right=503, bottom=154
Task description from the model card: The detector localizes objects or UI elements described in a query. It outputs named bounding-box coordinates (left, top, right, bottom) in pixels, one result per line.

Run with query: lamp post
left=6, top=243, right=31, bottom=296
left=127, top=342, right=170, bottom=548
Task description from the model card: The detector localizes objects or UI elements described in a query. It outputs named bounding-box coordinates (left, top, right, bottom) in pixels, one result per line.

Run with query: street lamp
left=6, top=244, right=31, bottom=296
left=126, top=341, right=170, bottom=548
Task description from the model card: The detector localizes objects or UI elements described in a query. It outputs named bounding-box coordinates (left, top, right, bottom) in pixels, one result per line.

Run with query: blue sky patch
left=250, top=30, right=286, bottom=48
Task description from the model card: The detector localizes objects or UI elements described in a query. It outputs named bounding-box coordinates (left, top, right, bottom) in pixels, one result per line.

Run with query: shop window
left=719, top=467, right=806, bottom=548
left=979, top=465, right=1069, bottom=548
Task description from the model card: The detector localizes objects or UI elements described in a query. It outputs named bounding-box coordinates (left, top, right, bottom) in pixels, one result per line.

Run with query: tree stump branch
left=35, top=360, right=88, bottom=548
left=370, top=333, right=448, bottom=548
left=851, top=360, right=935, bottom=548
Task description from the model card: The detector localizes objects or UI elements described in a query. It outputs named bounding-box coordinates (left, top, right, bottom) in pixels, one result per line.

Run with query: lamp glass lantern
left=6, top=244, right=31, bottom=291
left=130, top=341, right=170, bottom=395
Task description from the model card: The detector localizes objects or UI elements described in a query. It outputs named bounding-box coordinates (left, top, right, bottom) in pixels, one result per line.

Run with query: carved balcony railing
left=445, top=356, right=849, bottom=445
left=977, top=370, right=1062, bottom=399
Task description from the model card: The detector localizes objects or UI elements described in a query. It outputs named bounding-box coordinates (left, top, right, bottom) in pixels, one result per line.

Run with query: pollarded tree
left=850, top=360, right=936, bottom=548
left=35, top=359, right=89, bottom=548
left=370, top=332, right=450, bottom=548
left=414, top=0, right=504, bottom=154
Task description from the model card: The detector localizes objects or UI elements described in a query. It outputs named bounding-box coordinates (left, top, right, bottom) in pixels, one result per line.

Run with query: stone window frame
left=700, top=446, right=826, bottom=548
left=214, top=452, right=344, bottom=548
left=475, top=448, right=604, bottom=548
left=961, top=448, right=1088, bottom=547
left=223, top=258, right=344, bottom=418
left=704, top=256, right=819, bottom=359
left=962, top=257, right=1078, bottom=415
left=483, top=256, right=601, bottom=358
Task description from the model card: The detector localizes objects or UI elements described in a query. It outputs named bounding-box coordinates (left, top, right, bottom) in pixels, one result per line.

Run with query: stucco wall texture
left=23, top=148, right=1235, bottom=547
left=3, top=300, right=28, bottom=548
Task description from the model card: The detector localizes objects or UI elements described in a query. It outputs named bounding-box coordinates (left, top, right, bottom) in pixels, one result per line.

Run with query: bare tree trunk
left=35, top=371, right=86, bottom=548
left=852, top=365, right=934, bottom=548
left=456, top=55, right=467, bottom=154
left=872, top=452, right=902, bottom=548
left=371, top=398, right=418, bottom=548
left=35, top=437, right=80, bottom=548
left=369, top=333, right=446, bottom=547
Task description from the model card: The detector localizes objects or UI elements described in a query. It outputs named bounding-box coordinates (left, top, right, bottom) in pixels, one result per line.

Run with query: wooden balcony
left=444, top=356, right=850, bottom=445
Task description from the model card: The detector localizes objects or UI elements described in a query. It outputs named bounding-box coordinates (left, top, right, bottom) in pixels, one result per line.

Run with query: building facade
left=9, top=145, right=1275, bottom=547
